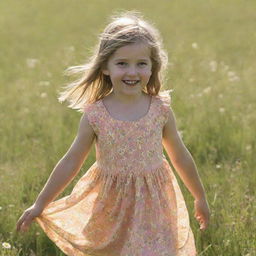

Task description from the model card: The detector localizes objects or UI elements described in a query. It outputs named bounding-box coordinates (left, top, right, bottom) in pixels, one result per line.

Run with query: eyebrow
left=114, top=58, right=150, bottom=62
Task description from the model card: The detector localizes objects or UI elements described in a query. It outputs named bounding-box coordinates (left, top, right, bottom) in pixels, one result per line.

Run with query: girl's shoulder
left=153, top=90, right=173, bottom=125
left=83, top=98, right=103, bottom=114
left=82, top=99, right=103, bottom=133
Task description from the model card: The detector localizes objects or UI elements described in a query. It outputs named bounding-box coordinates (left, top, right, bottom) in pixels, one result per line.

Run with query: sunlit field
left=0, top=0, right=255, bottom=255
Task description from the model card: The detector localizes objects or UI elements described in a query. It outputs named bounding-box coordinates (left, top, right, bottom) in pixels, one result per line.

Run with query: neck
left=110, top=91, right=146, bottom=104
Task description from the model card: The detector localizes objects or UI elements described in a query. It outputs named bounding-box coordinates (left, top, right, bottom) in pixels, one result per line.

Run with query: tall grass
left=1, top=0, right=255, bottom=255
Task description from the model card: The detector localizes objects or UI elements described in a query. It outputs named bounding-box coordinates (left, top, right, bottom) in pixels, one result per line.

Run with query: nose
left=126, top=65, right=138, bottom=76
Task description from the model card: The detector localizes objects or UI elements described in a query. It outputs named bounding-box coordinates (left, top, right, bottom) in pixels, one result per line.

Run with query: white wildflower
left=203, top=87, right=212, bottom=94
left=224, top=239, right=230, bottom=247
left=219, top=107, right=225, bottom=113
left=2, top=242, right=11, bottom=249
left=228, top=71, right=236, bottom=77
left=209, top=60, right=217, bottom=72
left=216, top=164, right=221, bottom=169
left=228, top=75, right=240, bottom=82
left=192, top=42, right=198, bottom=49
left=26, top=58, right=40, bottom=68
left=38, top=81, right=50, bottom=86
left=245, top=145, right=252, bottom=151
left=0, top=206, right=2, bottom=210
left=40, top=92, right=47, bottom=98
left=189, top=78, right=195, bottom=83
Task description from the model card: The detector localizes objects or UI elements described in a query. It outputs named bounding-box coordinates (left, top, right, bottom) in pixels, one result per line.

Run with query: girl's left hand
left=194, top=198, right=211, bottom=231
left=16, top=204, right=44, bottom=233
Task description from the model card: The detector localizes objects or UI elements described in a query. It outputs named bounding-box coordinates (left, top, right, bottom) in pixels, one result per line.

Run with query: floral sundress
left=35, top=91, right=197, bottom=256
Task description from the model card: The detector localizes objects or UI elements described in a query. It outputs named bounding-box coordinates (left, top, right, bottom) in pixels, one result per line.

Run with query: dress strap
left=83, top=101, right=101, bottom=134
left=155, top=90, right=173, bottom=126
left=157, top=89, right=172, bottom=106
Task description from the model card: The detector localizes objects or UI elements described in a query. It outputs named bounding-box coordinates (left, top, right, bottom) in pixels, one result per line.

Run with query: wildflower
left=26, top=58, right=40, bottom=68
left=191, top=42, right=198, bottom=49
left=38, top=81, right=50, bottom=86
left=216, top=164, right=221, bottom=169
left=228, top=71, right=236, bottom=77
left=228, top=75, right=240, bottom=82
left=219, top=107, right=225, bottom=113
left=189, top=78, right=195, bottom=83
left=0, top=206, right=2, bottom=210
left=227, top=71, right=240, bottom=82
left=2, top=242, right=11, bottom=249
left=209, top=60, right=217, bottom=72
left=40, top=92, right=47, bottom=98
left=203, top=87, right=212, bottom=94
left=245, top=145, right=252, bottom=151
left=224, top=239, right=230, bottom=247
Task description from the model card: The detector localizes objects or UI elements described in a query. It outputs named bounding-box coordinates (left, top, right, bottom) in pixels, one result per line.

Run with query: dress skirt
left=35, top=159, right=196, bottom=256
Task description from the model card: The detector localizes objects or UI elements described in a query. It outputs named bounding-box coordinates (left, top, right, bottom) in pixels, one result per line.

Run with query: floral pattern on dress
left=35, top=91, right=197, bottom=256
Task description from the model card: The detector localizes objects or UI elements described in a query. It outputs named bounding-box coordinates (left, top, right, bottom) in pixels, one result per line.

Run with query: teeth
left=123, top=80, right=138, bottom=85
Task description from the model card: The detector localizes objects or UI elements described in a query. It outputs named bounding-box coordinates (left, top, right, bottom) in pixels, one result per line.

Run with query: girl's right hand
left=16, top=204, right=44, bottom=233
left=194, top=198, right=211, bottom=231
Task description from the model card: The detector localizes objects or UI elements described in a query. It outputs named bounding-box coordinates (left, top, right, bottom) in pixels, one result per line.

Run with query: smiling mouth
left=122, top=80, right=140, bottom=86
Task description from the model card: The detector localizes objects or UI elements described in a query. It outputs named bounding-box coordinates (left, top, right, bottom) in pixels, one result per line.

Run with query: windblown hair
left=58, top=11, right=169, bottom=112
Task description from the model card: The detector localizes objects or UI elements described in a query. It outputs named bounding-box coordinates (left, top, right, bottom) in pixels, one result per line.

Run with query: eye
left=138, top=62, right=147, bottom=66
left=116, top=62, right=127, bottom=66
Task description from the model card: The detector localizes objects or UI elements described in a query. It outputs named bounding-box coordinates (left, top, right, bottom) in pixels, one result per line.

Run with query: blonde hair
left=58, top=11, right=169, bottom=112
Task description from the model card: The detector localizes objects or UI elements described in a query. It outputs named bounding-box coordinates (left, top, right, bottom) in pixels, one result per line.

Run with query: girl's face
left=102, top=42, right=152, bottom=96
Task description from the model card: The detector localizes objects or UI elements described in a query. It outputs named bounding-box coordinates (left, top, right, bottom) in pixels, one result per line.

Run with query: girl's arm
left=162, top=107, right=210, bottom=230
left=16, top=113, right=95, bottom=232
left=34, top=113, right=96, bottom=210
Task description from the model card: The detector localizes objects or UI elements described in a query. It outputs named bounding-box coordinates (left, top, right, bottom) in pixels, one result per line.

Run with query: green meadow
left=1, top=0, right=255, bottom=255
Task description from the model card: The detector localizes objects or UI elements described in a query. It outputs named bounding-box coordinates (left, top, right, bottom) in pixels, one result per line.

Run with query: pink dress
left=35, top=92, right=197, bottom=256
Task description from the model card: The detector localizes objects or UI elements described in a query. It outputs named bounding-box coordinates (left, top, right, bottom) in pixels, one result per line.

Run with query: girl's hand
left=16, top=204, right=44, bottom=233
left=194, top=198, right=210, bottom=231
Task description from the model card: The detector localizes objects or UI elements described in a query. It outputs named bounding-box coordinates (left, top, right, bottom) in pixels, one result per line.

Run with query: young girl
left=16, top=11, right=210, bottom=256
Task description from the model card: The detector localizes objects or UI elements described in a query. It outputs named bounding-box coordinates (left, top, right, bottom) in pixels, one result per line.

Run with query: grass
left=0, top=0, right=255, bottom=255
